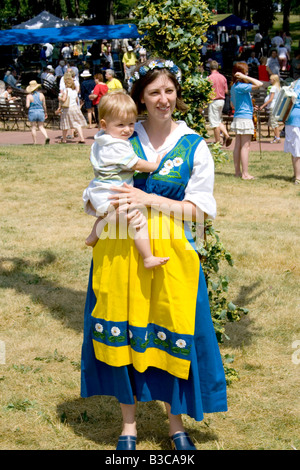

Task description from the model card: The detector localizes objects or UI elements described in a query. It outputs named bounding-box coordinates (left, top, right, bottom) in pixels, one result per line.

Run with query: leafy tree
left=134, top=0, right=214, bottom=137
left=113, top=0, right=137, bottom=19
left=133, top=0, right=247, bottom=382
left=252, top=0, right=276, bottom=34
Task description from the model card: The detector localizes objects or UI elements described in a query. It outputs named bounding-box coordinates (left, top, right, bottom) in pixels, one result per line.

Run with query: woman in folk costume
left=81, top=58, right=227, bottom=450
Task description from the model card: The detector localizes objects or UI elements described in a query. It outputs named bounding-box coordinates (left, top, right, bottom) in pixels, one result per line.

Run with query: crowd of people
left=202, top=29, right=300, bottom=81
left=207, top=56, right=300, bottom=183
left=1, top=39, right=145, bottom=144
left=1, top=33, right=300, bottom=183
left=203, top=29, right=300, bottom=183
left=250, top=31, right=300, bottom=82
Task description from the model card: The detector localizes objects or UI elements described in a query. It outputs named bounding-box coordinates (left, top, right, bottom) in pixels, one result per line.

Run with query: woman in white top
left=278, top=43, right=289, bottom=71
left=81, top=59, right=227, bottom=451
left=259, top=74, right=281, bottom=143
left=59, top=75, right=87, bottom=143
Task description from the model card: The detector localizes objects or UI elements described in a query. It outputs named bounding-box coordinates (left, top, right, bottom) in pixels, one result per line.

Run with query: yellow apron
left=91, top=209, right=200, bottom=380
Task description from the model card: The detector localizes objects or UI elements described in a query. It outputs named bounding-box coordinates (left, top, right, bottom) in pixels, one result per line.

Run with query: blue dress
left=28, top=91, right=45, bottom=122
left=81, top=132, right=227, bottom=421
left=80, top=78, right=96, bottom=110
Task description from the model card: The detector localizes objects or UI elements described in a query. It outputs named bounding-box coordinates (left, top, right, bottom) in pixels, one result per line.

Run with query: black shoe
left=116, top=435, right=136, bottom=450
left=170, top=432, right=196, bottom=450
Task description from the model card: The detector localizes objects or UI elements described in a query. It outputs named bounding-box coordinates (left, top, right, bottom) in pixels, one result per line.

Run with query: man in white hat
left=80, top=70, right=92, bottom=79
left=122, top=45, right=137, bottom=80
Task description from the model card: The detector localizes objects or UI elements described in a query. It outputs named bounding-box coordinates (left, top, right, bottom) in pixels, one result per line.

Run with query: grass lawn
left=0, top=144, right=299, bottom=450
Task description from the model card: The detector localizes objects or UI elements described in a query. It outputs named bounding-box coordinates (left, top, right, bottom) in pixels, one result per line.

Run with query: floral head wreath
left=129, top=60, right=182, bottom=85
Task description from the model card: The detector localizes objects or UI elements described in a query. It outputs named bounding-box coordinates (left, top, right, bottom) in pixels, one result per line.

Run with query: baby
left=83, top=90, right=169, bottom=269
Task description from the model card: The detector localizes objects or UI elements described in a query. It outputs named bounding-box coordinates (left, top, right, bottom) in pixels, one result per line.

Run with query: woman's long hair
left=270, top=74, right=281, bottom=89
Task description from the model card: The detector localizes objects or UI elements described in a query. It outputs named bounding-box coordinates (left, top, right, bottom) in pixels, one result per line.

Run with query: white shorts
left=268, top=112, right=279, bottom=129
left=284, top=125, right=300, bottom=157
left=230, top=118, right=254, bottom=135
left=208, top=99, right=224, bottom=128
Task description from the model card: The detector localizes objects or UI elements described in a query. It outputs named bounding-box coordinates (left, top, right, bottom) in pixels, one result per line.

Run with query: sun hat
left=127, top=45, right=133, bottom=51
left=26, top=80, right=41, bottom=93
left=80, top=70, right=92, bottom=78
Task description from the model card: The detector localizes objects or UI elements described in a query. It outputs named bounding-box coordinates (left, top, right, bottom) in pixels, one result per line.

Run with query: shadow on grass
left=223, top=280, right=264, bottom=349
left=259, top=174, right=294, bottom=182
left=56, top=396, right=218, bottom=450
left=234, top=280, right=264, bottom=308
left=0, top=250, right=86, bottom=333
left=215, top=170, right=294, bottom=183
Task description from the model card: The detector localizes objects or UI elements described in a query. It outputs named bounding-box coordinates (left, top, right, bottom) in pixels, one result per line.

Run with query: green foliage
left=134, top=0, right=248, bottom=379
left=134, top=0, right=216, bottom=137
left=207, top=142, right=229, bottom=166
left=114, top=0, right=138, bottom=18
left=134, top=0, right=214, bottom=72
left=5, top=398, right=36, bottom=412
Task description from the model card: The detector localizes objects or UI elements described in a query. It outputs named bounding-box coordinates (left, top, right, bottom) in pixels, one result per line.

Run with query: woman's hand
left=235, top=71, right=246, bottom=81
left=108, top=183, right=152, bottom=209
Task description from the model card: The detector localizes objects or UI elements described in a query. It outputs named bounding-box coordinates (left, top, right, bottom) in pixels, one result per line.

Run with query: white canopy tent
left=12, top=10, right=78, bottom=29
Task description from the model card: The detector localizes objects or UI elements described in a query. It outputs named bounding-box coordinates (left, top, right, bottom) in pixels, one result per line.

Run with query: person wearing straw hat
left=25, top=80, right=50, bottom=145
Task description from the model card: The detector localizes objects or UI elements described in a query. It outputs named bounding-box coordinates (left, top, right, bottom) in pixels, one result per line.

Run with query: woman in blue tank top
left=25, top=80, right=50, bottom=145
left=81, top=59, right=227, bottom=450
left=230, top=63, right=263, bottom=179
left=284, top=78, right=300, bottom=184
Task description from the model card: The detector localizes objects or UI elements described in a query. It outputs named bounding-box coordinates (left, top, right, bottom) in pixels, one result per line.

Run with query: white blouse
left=65, top=88, right=79, bottom=108
left=135, top=120, right=217, bottom=219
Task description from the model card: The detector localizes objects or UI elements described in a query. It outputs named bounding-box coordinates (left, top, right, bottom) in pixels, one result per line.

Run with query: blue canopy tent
left=212, top=14, right=255, bottom=30
left=0, top=23, right=141, bottom=46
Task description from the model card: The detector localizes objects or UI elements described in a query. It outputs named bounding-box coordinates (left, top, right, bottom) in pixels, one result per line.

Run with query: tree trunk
left=282, top=0, right=292, bottom=32
left=109, top=0, right=114, bottom=25
left=64, top=0, right=74, bottom=18
left=74, top=0, right=80, bottom=18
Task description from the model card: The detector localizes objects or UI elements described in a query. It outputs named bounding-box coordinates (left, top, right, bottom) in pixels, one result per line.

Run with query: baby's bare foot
left=144, top=256, right=170, bottom=269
